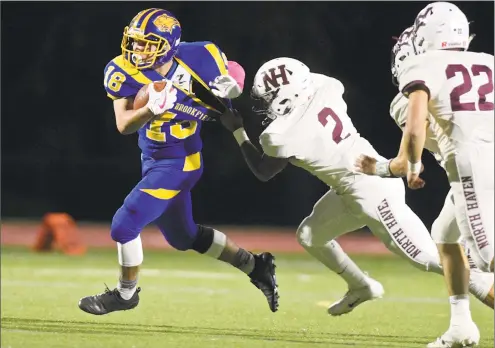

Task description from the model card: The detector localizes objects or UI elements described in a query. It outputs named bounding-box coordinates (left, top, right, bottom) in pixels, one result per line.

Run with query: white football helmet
left=251, top=57, right=313, bottom=123
left=391, top=26, right=416, bottom=86
left=412, top=2, right=471, bottom=54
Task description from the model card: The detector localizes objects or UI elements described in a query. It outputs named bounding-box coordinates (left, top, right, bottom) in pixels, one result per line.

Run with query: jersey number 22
left=446, top=64, right=494, bottom=112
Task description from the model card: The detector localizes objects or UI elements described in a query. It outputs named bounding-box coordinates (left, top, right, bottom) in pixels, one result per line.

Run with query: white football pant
left=439, top=141, right=494, bottom=272
left=297, top=175, right=443, bottom=274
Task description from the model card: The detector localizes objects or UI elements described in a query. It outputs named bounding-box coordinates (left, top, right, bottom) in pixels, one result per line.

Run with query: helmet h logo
left=153, top=14, right=180, bottom=33
left=262, top=65, right=292, bottom=93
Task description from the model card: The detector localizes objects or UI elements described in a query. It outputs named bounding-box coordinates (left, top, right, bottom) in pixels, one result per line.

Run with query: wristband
left=408, top=160, right=422, bottom=174
left=375, top=160, right=392, bottom=177
left=233, top=127, right=249, bottom=145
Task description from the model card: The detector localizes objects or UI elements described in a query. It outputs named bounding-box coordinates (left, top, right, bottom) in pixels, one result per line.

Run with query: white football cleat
left=327, top=277, right=384, bottom=316
left=427, top=323, right=480, bottom=348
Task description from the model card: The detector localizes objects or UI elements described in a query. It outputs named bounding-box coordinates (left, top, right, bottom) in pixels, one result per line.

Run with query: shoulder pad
left=325, top=76, right=345, bottom=95
left=174, top=41, right=232, bottom=109
left=397, top=54, right=431, bottom=97
left=103, top=56, right=154, bottom=100
left=259, top=130, right=287, bottom=158
left=175, top=41, right=229, bottom=87
left=311, top=74, right=345, bottom=96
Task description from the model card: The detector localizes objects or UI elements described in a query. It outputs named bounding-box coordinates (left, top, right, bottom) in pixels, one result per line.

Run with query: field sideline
left=1, top=220, right=390, bottom=254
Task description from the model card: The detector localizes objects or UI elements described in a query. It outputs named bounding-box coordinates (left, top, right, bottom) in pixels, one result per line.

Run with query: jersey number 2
left=446, top=64, right=494, bottom=112
left=317, top=107, right=350, bottom=144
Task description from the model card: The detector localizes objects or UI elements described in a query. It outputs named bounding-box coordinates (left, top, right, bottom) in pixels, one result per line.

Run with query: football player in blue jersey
left=78, top=8, right=279, bottom=315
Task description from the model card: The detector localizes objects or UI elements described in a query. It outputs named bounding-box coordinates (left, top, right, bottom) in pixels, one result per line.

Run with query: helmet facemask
left=251, top=88, right=289, bottom=126
left=251, top=86, right=303, bottom=127
left=391, top=26, right=415, bottom=86
left=391, top=43, right=413, bottom=86
left=121, top=27, right=171, bottom=70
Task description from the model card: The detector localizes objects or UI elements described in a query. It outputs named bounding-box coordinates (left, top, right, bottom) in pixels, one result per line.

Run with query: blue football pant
left=110, top=153, right=203, bottom=250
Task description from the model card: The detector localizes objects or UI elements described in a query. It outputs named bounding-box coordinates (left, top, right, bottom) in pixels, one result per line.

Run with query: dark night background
left=1, top=2, right=493, bottom=230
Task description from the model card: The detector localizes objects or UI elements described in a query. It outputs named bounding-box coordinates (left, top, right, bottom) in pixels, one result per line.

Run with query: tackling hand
left=220, top=108, right=244, bottom=132
left=407, top=171, right=425, bottom=190
left=209, top=75, right=243, bottom=99
left=354, top=154, right=378, bottom=175
left=147, top=80, right=178, bottom=116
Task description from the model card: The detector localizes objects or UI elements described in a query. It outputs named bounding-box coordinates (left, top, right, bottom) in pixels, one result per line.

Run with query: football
left=133, top=81, right=167, bottom=110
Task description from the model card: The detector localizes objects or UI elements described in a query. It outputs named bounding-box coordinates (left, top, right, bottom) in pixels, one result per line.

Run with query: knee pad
left=432, top=191, right=461, bottom=244
left=296, top=222, right=312, bottom=249
left=191, top=225, right=226, bottom=258
left=297, top=212, right=328, bottom=249
left=110, top=207, right=140, bottom=244
left=467, top=243, right=492, bottom=272
left=468, top=270, right=493, bottom=304
left=431, top=216, right=460, bottom=244
left=297, top=219, right=335, bottom=250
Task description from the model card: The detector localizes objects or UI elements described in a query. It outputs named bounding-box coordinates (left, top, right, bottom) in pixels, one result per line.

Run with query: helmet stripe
left=131, top=9, right=154, bottom=29
left=140, top=8, right=162, bottom=31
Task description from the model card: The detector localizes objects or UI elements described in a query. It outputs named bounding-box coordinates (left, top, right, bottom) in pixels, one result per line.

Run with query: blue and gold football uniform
left=104, top=8, right=231, bottom=249
left=104, top=41, right=230, bottom=158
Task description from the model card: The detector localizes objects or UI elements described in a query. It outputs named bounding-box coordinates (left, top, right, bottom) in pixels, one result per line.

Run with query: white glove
left=146, top=80, right=178, bottom=116
left=209, top=75, right=242, bottom=99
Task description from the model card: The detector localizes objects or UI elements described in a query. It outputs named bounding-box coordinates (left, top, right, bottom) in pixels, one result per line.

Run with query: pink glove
left=227, top=61, right=245, bottom=91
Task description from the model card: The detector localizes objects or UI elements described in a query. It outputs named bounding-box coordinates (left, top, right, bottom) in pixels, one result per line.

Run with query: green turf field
left=1, top=246, right=493, bottom=348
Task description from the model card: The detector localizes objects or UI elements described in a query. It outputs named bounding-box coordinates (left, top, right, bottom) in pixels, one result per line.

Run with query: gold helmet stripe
left=130, top=9, right=152, bottom=28
left=140, top=9, right=162, bottom=31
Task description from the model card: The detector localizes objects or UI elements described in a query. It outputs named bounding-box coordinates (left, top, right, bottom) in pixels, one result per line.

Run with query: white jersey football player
left=367, top=2, right=493, bottom=347
left=389, top=95, right=494, bottom=308
left=218, top=57, right=491, bottom=318
left=357, top=25, right=494, bottom=311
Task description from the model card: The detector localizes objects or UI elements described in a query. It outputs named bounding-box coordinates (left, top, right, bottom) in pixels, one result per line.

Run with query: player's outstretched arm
left=354, top=152, right=424, bottom=178
left=388, top=117, right=429, bottom=177
left=220, top=109, right=288, bottom=182
left=401, top=89, right=429, bottom=189
left=354, top=154, right=401, bottom=177
left=354, top=118, right=426, bottom=178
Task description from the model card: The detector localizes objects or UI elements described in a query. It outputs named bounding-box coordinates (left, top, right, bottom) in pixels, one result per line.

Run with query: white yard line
left=2, top=267, right=451, bottom=305
left=1, top=279, right=448, bottom=305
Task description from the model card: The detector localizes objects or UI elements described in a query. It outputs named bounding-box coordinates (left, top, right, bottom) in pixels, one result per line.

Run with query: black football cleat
left=249, top=252, right=279, bottom=312
left=78, top=285, right=141, bottom=315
